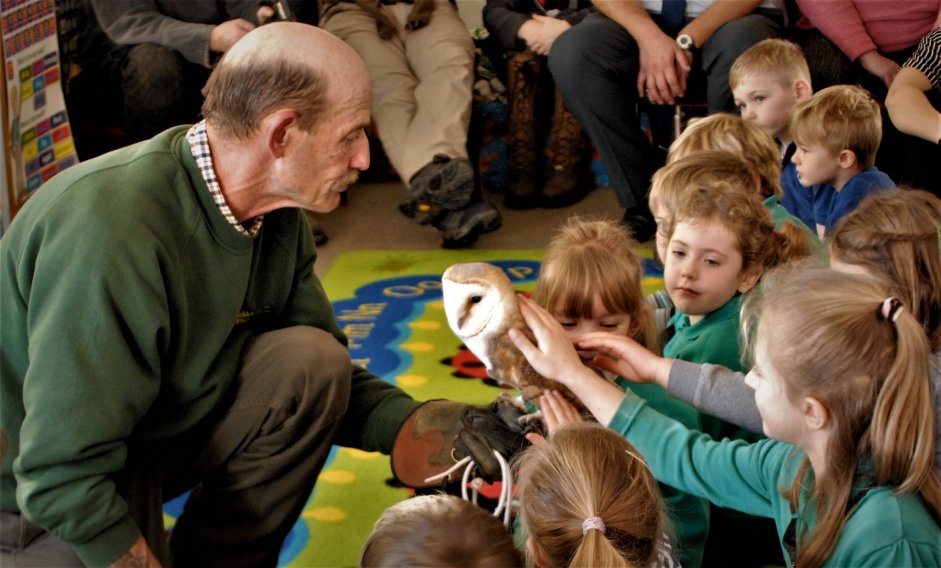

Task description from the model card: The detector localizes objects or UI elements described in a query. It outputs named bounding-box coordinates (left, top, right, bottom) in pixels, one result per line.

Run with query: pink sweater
left=796, top=0, right=940, bottom=60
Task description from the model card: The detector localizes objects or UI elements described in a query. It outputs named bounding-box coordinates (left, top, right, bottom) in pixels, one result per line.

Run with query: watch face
left=677, top=34, right=693, bottom=50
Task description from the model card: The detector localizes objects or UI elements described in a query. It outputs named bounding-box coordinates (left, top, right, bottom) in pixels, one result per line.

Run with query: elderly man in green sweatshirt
left=0, top=22, right=519, bottom=568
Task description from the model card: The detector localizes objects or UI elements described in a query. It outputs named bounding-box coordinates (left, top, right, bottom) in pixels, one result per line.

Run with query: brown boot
left=542, top=88, right=590, bottom=208
left=504, top=51, right=541, bottom=209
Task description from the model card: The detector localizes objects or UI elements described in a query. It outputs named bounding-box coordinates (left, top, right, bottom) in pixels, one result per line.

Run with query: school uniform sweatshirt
left=608, top=390, right=941, bottom=566
left=0, top=126, right=419, bottom=566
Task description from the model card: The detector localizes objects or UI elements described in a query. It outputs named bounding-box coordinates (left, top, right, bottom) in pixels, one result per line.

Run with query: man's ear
left=737, top=264, right=763, bottom=294
left=793, top=79, right=812, bottom=102
left=262, top=109, right=300, bottom=158
left=801, top=395, right=829, bottom=431
left=837, top=148, right=858, bottom=170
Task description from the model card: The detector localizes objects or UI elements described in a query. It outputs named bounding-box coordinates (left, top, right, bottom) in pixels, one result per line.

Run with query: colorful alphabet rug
left=164, top=248, right=663, bottom=567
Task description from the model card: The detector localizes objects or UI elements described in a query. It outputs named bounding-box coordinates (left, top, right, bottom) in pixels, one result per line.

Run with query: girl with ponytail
left=512, top=267, right=941, bottom=566
left=515, top=422, right=677, bottom=568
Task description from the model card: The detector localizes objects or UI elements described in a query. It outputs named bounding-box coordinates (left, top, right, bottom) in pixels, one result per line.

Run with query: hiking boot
left=541, top=166, right=589, bottom=209
left=434, top=200, right=503, bottom=249
left=504, top=51, right=541, bottom=210
left=399, top=155, right=475, bottom=225
left=542, top=89, right=589, bottom=208
left=504, top=168, right=540, bottom=210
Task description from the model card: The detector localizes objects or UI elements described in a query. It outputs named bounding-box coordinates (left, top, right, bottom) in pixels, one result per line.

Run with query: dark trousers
left=1, top=326, right=353, bottom=567
left=120, top=44, right=211, bottom=141
left=548, top=10, right=781, bottom=210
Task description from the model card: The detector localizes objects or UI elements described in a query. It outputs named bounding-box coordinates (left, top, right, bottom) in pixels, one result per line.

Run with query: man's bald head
left=201, top=22, right=369, bottom=139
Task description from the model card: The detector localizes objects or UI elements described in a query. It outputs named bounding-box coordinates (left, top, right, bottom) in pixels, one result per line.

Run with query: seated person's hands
left=210, top=18, right=256, bottom=53
left=859, top=50, right=901, bottom=88
left=256, top=4, right=275, bottom=24
left=636, top=30, right=690, bottom=104
left=391, top=398, right=529, bottom=487
left=524, top=14, right=571, bottom=56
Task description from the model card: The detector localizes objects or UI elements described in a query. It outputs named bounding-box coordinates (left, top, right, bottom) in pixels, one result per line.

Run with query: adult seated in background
left=320, top=0, right=502, bottom=249
left=482, top=0, right=595, bottom=210
left=792, top=0, right=938, bottom=96
left=886, top=18, right=941, bottom=191
left=0, top=23, right=521, bottom=568
left=89, top=0, right=317, bottom=142
left=547, top=0, right=784, bottom=242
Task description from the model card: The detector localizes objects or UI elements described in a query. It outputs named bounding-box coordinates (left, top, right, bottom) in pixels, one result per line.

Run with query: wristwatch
left=676, top=33, right=696, bottom=52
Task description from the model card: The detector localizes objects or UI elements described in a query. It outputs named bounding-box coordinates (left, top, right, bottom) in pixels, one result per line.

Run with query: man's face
left=287, top=84, right=371, bottom=213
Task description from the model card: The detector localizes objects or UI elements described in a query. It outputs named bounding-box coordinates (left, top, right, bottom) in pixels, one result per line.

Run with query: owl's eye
left=470, top=295, right=482, bottom=304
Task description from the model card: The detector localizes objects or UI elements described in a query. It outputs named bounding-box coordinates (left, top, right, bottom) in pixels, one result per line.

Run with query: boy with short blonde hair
left=730, top=39, right=815, bottom=229
left=790, top=85, right=895, bottom=238
left=729, top=38, right=812, bottom=99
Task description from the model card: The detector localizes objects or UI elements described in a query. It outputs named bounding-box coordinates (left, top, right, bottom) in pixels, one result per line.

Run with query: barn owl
left=441, top=262, right=576, bottom=404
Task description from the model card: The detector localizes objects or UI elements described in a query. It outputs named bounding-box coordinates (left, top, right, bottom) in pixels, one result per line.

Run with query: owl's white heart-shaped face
left=441, top=277, right=507, bottom=340
left=441, top=263, right=518, bottom=342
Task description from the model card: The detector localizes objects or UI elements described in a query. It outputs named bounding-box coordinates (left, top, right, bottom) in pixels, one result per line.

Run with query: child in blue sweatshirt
left=790, top=84, right=896, bottom=237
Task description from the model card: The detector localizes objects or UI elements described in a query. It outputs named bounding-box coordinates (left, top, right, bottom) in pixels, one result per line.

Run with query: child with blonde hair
left=790, top=84, right=896, bottom=237
left=659, top=169, right=804, bottom=373
left=516, top=422, right=677, bottom=568
left=536, top=216, right=658, bottom=354
left=730, top=38, right=815, bottom=228
left=667, top=122, right=819, bottom=247
left=514, top=266, right=941, bottom=567
left=668, top=113, right=782, bottom=197
left=360, top=493, right=521, bottom=567
left=535, top=216, right=706, bottom=567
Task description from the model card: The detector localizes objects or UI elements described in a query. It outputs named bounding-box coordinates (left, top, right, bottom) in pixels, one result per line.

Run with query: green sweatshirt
left=609, top=391, right=941, bottom=566
left=616, top=379, right=709, bottom=568
left=0, top=127, right=419, bottom=566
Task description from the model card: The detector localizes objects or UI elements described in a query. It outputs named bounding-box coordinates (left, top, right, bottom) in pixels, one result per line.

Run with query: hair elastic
left=878, top=297, right=904, bottom=323
left=582, top=516, right=606, bottom=536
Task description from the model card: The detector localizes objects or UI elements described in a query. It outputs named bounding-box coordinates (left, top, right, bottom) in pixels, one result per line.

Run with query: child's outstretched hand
left=511, top=295, right=628, bottom=426
left=525, top=390, right=583, bottom=445
left=539, top=389, right=583, bottom=435
left=509, top=295, right=591, bottom=388
left=575, top=333, right=672, bottom=389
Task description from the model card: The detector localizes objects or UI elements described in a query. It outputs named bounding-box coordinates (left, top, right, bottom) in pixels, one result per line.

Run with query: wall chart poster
left=2, top=0, right=77, bottom=227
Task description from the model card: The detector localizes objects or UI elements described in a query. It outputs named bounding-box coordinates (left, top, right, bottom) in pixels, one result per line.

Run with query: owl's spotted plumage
left=441, top=262, right=576, bottom=403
